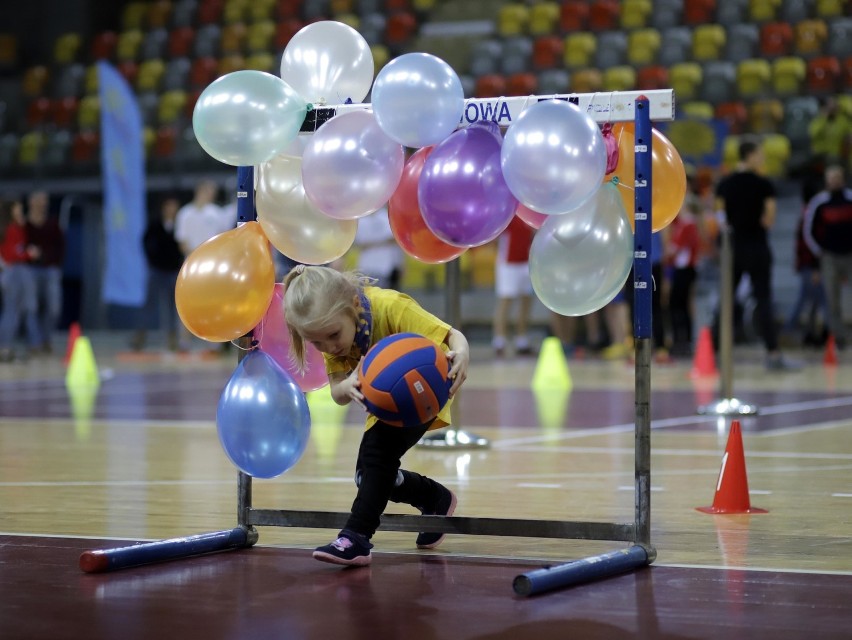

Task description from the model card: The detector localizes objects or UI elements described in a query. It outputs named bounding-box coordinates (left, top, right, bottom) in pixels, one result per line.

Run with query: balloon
left=501, top=99, right=607, bottom=215
left=418, top=121, right=517, bottom=247
left=529, top=184, right=633, bottom=316
left=217, top=351, right=311, bottom=479
left=254, top=284, right=329, bottom=392
left=280, top=20, right=374, bottom=105
left=302, top=110, right=404, bottom=219
left=388, top=147, right=467, bottom=264
left=371, top=52, right=464, bottom=148
left=606, top=122, right=687, bottom=232
left=192, top=70, right=307, bottom=166
left=256, top=154, right=357, bottom=264
left=515, top=202, right=548, bottom=229
left=176, top=222, right=276, bottom=342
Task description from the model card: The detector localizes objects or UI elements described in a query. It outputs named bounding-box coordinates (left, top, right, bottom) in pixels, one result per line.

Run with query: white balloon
left=280, top=21, right=374, bottom=104
left=501, top=100, right=607, bottom=215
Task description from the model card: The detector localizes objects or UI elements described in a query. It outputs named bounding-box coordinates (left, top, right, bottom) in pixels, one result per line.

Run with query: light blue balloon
left=217, top=350, right=311, bottom=479
left=529, top=184, right=633, bottom=317
left=193, top=70, right=307, bottom=166
left=501, top=100, right=607, bottom=215
left=371, top=53, right=464, bottom=148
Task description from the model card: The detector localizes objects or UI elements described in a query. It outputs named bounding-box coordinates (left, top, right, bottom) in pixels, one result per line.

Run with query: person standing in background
left=131, top=195, right=185, bottom=352
left=354, top=205, right=404, bottom=290
left=803, top=164, right=852, bottom=351
left=665, top=195, right=702, bottom=357
left=25, top=190, right=64, bottom=353
left=0, top=199, right=40, bottom=362
left=492, top=216, right=534, bottom=357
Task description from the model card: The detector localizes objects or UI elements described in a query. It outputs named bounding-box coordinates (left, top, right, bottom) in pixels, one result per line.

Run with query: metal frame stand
left=80, top=90, right=674, bottom=595
left=697, top=226, right=759, bottom=416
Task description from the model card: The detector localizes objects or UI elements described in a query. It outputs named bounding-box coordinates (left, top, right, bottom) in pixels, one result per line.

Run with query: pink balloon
left=253, top=284, right=328, bottom=392
left=515, top=202, right=548, bottom=230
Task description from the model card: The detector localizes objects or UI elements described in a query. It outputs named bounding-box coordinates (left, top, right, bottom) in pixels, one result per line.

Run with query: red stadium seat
left=71, top=131, right=99, bottom=164
left=386, top=0, right=411, bottom=11
left=683, top=0, right=716, bottom=25
left=25, top=98, right=51, bottom=128
left=90, top=31, right=118, bottom=61
left=636, top=65, right=669, bottom=90
left=198, top=0, right=224, bottom=25
left=276, top=0, right=302, bottom=20
left=759, top=22, right=794, bottom=57
left=506, top=72, right=538, bottom=96
left=571, top=68, right=602, bottom=93
left=190, top=57, right=218, bottom=88
left=52, top=97, right=79, bottom=129
left=153, top=126, right=178, bottom=159
left=806, top=56, right=841, bottom=93
left=475, top=74, right=507, bottom=98
left=22, top=65, right=49, bottom=98
left=588, top=0, right=620, bottom=31
left=275, top=19, right=305, bottom=49
left=168, top=27, right=196, bottom=59
left=844, top=56, right=852, bottom=89
left=715, top=101, right=748, bottom=134
left=146, top=0, right=173, bottom=29
left=532, top=35, right=563, bottom=70
left=559, top=2, right=589, bottom=32
left=117, top=60, right=139, bottom=86
left=221, top=23, right=247, bottom=55
left=385, top=12, right=417, bottom=46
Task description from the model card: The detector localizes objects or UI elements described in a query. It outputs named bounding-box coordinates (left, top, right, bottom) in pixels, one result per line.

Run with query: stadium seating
left=772, top=56, right=807, bottom=94
left=736, top=58, right=773, bottom=98
left=588, top=0, right=620, bottom=31
left=116, top=29, right=144, bottom=62
left=90, top=32, right=118, bottom=61
left=571, top=68, right=603, bottom=93
left=122, top=2, right=148, bottom=30
left=537, top=69, right=570, bottom=95
left=692, top=24, right=726, bottom=62
left=22, top=65, right=50, bottom=98
left=683, top=0, right=716, bottom=25
left=53, top=33, right=82, bottom=66
left=762, top=133, right=791, bottom=177
left=528, top=2, right=559, bottom=36
left=532, top=36, right=563, bottom=70
left=595, top=31, right=627, bottom=69
left=749, top=0, right=781, bottom=22
left=563, top=33, right=596, bottom=69
left=715, top=101, right=749, bottom=134
left=726, top=24, right=760, bottom=63
left=658, top=27, right=692, bottom=67
left=805, top=55, right=841, bottom=93
left=795, top=19, right=828, bottom=55
left=627, top=28, right=661, bottom=67
left=497, top=4, right=529, bottom=37
left=717, top=0, right=749, bottom=25
left=650, top=0, right=684, bottom=30
left=621, top=0, right=652, bottom=30
left=636, top=65, right=669, bottom=90
left=749, top=98, right=784, bottom=133
left=782, top=95, right=820, bottom=148
left=506, top=72, right=538, bottom=96
left=559, top=2, right=589, bottom=31
left=474, top=73, right=507, bottom=98
left=828, top=18, right=852, bottom=58
left=669, top=62, right=703, bottom=101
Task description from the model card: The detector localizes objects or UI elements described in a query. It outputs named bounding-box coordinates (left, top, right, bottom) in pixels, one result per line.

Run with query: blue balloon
left=217, top=351, right=311, bottom=479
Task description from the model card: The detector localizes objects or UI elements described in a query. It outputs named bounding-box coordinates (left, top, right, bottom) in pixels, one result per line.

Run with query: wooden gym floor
left=0, top=335, right=850, bottom=639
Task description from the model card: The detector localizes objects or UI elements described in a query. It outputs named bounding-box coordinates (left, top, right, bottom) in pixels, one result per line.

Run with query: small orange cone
left=690, top=326, right=718, bottom=378
left=824, top=334, right=838, bottom=367
left=64, top=322, right=82, bottom=366
left=697, top=420, right=768, bottom=514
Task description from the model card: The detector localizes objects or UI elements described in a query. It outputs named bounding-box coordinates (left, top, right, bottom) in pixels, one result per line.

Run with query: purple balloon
left=417, top=121, right=518, bottom=248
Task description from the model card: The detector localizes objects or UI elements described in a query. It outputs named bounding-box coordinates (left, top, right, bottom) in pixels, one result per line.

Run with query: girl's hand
left=341, top=361, right=366, bottom=410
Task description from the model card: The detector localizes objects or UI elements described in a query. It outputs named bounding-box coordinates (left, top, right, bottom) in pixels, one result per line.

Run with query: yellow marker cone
left=533, top=386, right=571, bottom=432
left=531, top=336, right=572, bottom=392
left=68, top=381, right=98, bottom=441
left=65, top=336, right=100, bottom=388
left=306, top=386, right=347, bottom=465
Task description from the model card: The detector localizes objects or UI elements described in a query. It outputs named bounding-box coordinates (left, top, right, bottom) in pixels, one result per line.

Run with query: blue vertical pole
left=236, top=166, right=255, bottom=223
left=633, top=97, right=653, bottom=549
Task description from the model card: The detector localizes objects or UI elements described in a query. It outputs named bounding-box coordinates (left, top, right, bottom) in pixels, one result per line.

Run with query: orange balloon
left=605, top=122, right=687, bottom=232
left=175, top=222, right=276, bottom=342
left=388, top=146, right=466, bottom=264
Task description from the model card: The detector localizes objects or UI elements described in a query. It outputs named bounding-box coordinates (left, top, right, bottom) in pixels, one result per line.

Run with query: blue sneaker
left=416, top=487, right=457, bottom=549
left=312, top=530, right=373, bottom=566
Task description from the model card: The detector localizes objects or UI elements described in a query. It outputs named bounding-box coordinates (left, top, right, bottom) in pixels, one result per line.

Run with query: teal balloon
left=529, top=184, right=633, bottom=317
left=371, top=52, right=464, bottom=148
left=217, top=351, right=311, bottom=479
left=193, top=70, right=307, bottom=166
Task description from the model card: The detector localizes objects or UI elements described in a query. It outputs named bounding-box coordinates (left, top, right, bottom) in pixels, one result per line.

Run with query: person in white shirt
left=174, top=180, right=234, bottom=255
left=354, top=206, right=404, bottom=290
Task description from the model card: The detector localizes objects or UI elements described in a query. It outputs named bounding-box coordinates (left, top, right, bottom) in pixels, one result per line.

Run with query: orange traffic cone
left=64, top=322, right=82, bottom=366
left=690, top=326, right=718, bottom=378
left=697, top=420, right=768, bottom=514
left=824, top=334, right=838, bottom=367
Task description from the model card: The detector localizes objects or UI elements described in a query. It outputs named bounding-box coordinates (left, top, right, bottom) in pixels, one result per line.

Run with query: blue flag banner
left=97, top=61, right=148, bottom=307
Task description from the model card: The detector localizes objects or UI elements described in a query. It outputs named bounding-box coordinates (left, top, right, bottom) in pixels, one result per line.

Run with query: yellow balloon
left=605, top=122, right=687, bottom=233
left=256, top=154, right=357, bottom=265
left=175, top=222, right=275, bottom=342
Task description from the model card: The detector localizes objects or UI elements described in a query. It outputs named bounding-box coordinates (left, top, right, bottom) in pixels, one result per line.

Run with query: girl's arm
left=446, top=328, right=470, bottom=397
left=328, top=366, right=366, bottom=408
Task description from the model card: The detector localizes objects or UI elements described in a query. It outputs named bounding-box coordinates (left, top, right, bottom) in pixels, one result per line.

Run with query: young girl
left=282, top=265, right=470, bottom=566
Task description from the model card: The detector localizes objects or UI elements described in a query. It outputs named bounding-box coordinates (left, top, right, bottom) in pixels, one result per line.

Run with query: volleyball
left=358, top=333, right=452, bottom=427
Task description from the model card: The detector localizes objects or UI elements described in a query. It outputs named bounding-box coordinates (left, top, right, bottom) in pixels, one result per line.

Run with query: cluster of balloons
left=182, top=19, right=688, bottom=475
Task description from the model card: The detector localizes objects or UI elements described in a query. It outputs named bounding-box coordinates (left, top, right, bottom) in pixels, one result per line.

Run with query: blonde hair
left=282, top=266, right=370, bottom=370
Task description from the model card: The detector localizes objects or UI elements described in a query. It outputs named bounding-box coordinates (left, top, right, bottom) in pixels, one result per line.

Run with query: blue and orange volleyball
left=358, top=333, right=451, bottom=427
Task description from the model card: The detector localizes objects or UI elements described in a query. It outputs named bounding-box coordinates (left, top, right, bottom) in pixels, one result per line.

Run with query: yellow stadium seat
left=84, top=64, right=99, bottom=94
left=748, top=99, right=784, bottom=133
left=563, top=33, right=596, bottom=69
left=77, top=95, right=100, bottom=131
left=157, top=90, right=188, bottom=125
left=692, top=24, right=726, bottom=62
left=603, top=66, right=637, bottom=92
left=54, top=33, right=82, bottom=65
left=736, top=58, right=772, bottom=98
left=795, top=19, right=828, bottom=56
left=680, top=101, right=715, bottom=120
left=223, top=0, right=248, bottom=24
left=143, top=126, right=156, bottom=156
left=498, top=4, right=530, bottom=38
left=335, top=13, right=360, bottom=30
left=218, top=54, right=246, bottom=76
left=771, top=56, right=807, bottom=95
left=371, top=44, right=390, bottom=73
left=245, top=52, right=275, bottom=73
left=816, top=0, right=844, bottom=18
left=116, top=29, right=144, bottom=61
left=761, top=133, right=790, bottom=177
left=17, top=131, right=44, bottom=167
left=246, top=20, right=275, bottom=53
left=749, top=0, right=781, bottom=22
left=122, top=2, right=148, bottom=30
left=136, top=59, right=165, bottom=92
left=571, top=68, right=602, bottom=93
left=723, top=135, right=741, bottom=171
left=248, top=0, right=277, bottom=22
left=22, top=65, right=49, bottom=98
left=621, top=0, right=652, bottom=30
left=669, top=62, right=703, bottom=101
left=627, top=28, right=661, bottom=66
left=528, top=2, right=560, bottom=36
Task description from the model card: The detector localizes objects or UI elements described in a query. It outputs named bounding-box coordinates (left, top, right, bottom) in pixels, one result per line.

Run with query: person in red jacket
left=665, top=195, right=702, bottom=357
left=491, top=216, right=535, bottom=357
left=0, top=198, right=40, bottom=362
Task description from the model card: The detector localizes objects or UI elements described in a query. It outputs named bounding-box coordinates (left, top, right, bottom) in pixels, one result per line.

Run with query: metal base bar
left=247, top=509, right=634, bottom=541
left=697, top=397, right=760, bottom=416
left=512, top=545, right=653, bottom=597
left=416, top=428, right=490, bottom=449
left=79, top=526, right=257, bottom=574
